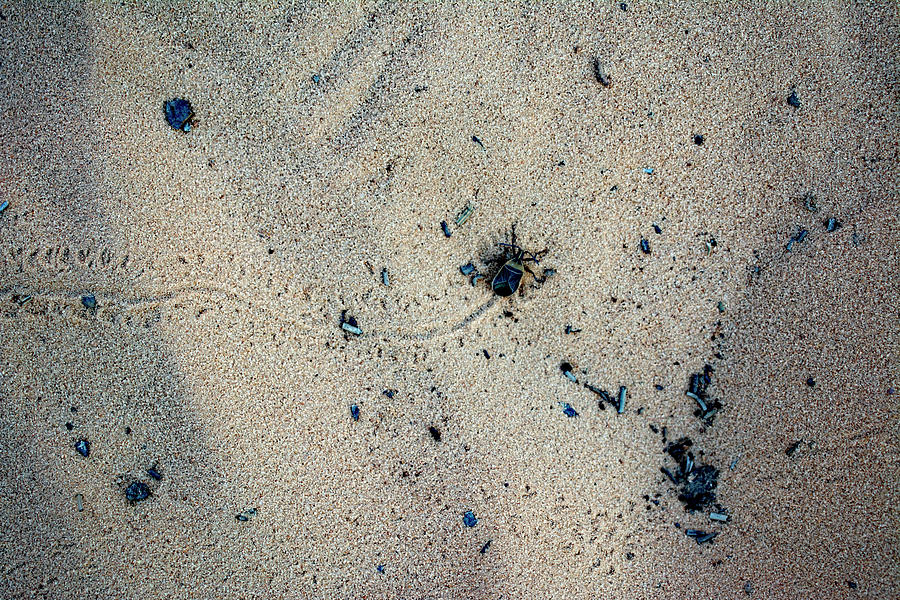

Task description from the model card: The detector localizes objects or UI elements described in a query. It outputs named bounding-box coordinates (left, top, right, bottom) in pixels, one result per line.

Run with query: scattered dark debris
left=428, top=426, right=441, bottom=441
left=806, top=377, right=815, bottom=387
left=824, top=217, right=842, bottom=232
left=456, top=204, right=475, bottom=226
left=560, top=362, right=577, bottom=383
left=564, top=325, right=581, bottom=334
left=686, top=530, right=718, bottom=544
left=655, top=384, right=664, bottom=391
left=802, top=192, right=819, bottom=212
left=340, top=312, right=362, bottom=335
left=480, top=540, right=492, bottom=554
left=236, top=507, right=257, bottom=522
left=381, top=269, right=389, bottom=286
left=593, top=57, right=611, bottom=87
left=164, top=98, right=194, bottom=132
left=125, top=481, right=150, bottom=502
left=786, top=440, right=804, bottom=457
left=584, top=384, right=613, bottom=409
left=640, top=239, right=651, bottom=254
left=81, top=294, right=97, bottom=309
left=460, top=263, right=475, bottom=276
left=471, top=135, right=485, bottom=150
left=350, top=404, right=360, bottom=421
left=653, top=224, right=662, bottom=234
left=463, top=511, right=478, bottom=527
left=686, top=364, right=720, bottom=422
left=382, top=389, right=396, bottom=399
left=147, top=467, right=162, bottom=481
left=560, top=402, right=578, bottom=418
left=617, top=386, right=627, bottom=414
left=787, top=90, right=800, bottom=108
left=693, top=134, right=704, bottom=146
left=649, top=424, right=659, bottom=434
left=664, top=437, right=719, bottom=510
left=482, top=349, right=490, bottom=359
left=440, top=220, right=451, bottom=237
left=65, top=422, right=74, bottom=431
left=625, top=552, right=634, bottom=560
left=75, top=440, right=90, bottom=458
left=847, top=580, right=857, bottom=590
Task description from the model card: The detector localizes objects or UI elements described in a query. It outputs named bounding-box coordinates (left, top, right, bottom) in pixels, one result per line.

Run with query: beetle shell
left=491, top=259, right=524, bottom=297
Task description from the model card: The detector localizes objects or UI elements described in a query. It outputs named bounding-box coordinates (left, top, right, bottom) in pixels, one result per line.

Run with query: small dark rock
left=75, top=440, right=90, bottom=457
left=787, top=90, right=800, bottom=108
left=65, top=422, right=74, bottom=431
left=480, top=540, right=492, bottom=554
left=460, top=263, right=475, bottom=276
left=640, top=239, right=651, bottom=254
left=561, top=402, right=578, bottom=418
left=653, top=224, right=662, bottom=234
left=786, top=440, right=804, bottom=457
left=824, top=217, right=842, bottom=232
left=350, top=404, right=360, bottom=421
left=125, top=481, right=150, bottom=502
left=236, top=514, right=249, bottom=522
left=81, top=294, right=97, bottom=309
left=806, top=377, right=815, bottom=387
left=147, top=468, right=162, bottom=481
left=678, top=465, right=718, bottom=510
left=593, top=58, right=611, bottom=87
left=440, top=221, right=451, bottom=237
left=463, top=511, right=478, bottom=527
left=376, top=565, right=385, bottom=573
left=164, top=98, right=194, bottom=132
left=428, top=426, right=441, bottom=441
left=693, top=134, right=704, bottom=146
left=847, top=580, right=857, bottom=589
left=383, top=389, right=396, bottom=399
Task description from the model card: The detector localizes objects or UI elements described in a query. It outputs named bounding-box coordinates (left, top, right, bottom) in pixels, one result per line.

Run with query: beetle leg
left=523, top=262, right=546, bottom=285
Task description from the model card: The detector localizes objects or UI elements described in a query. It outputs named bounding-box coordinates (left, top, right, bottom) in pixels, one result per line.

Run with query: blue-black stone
left=75, top=440, right=90, bottom=457
left=561, top=403, right=578, bottom=418
left=125, top=481, right=150, bottom=502
left=164, top=98, right=194, bottom=132
left=147, top=468, right=162, bottom=480
left=81, top=294, right=97, bottom=309
left=463, top=511, right=478, bottom=527
left=350, top=404, right=360, bottom=421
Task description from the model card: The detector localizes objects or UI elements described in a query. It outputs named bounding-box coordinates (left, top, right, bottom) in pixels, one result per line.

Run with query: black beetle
left=491, top=243, right=546, bottom=297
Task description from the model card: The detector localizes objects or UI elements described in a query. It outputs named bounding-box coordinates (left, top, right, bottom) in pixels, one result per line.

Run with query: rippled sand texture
left=1, top=2, right=897, bottom=599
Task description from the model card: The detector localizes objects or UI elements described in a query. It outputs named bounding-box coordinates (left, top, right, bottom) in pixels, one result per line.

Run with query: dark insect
left=491, top=243, right=546, bottom=297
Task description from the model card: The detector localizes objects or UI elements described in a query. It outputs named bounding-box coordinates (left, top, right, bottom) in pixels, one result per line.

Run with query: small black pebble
left=653, top=224, right=662, bottom=234
left=786, top=440, right=803, bottom=456
left=125, top=481, right=150, bottom=502
left=847, top=580, right=857, bottom=589
left=428, top=426, right=441, bottom=442
left=383, top=389, right=396, bottom=399
left=480, top=540, right=492, bottom=554
left=620, top=2, right=627, bottom=10
left=147, top=468, right=162, bottom=480
left=787, top=90, right=800, bottom=108
left=124, top=427, right=131, bottom=435
left=625, top=552, right=634, bottom=560
left=75, top=440, right=90, bottom=457
left=236, top=514, right=249, bottom=522
left=65, top=422, right=74, bottom=431
left=350, top=404, right=360, bottom=421
left=806, top=377, right=815, bottom=387
left=640, top=239, right=651, bottom=254
left=560, top=362, right=574, bottom=373
left=693, top=134, right=704, bottom=146
left=440, top=221, right=451, bottom=237
left=376, top=565, right=385, bottom=573
left=81, top=294, right=97, bottom=309
left=482, top=349, right=490, bottom=359
left=164, top=98, right=194, bottom=132
left=655, top=384, right=664, bottom=391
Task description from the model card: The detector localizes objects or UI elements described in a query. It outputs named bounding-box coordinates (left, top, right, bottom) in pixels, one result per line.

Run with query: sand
left=1, top=2, right=897, bottom=598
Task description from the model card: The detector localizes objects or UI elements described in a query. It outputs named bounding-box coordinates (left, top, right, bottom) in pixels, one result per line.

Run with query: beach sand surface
left=1, top=2, right=897, bottom=598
